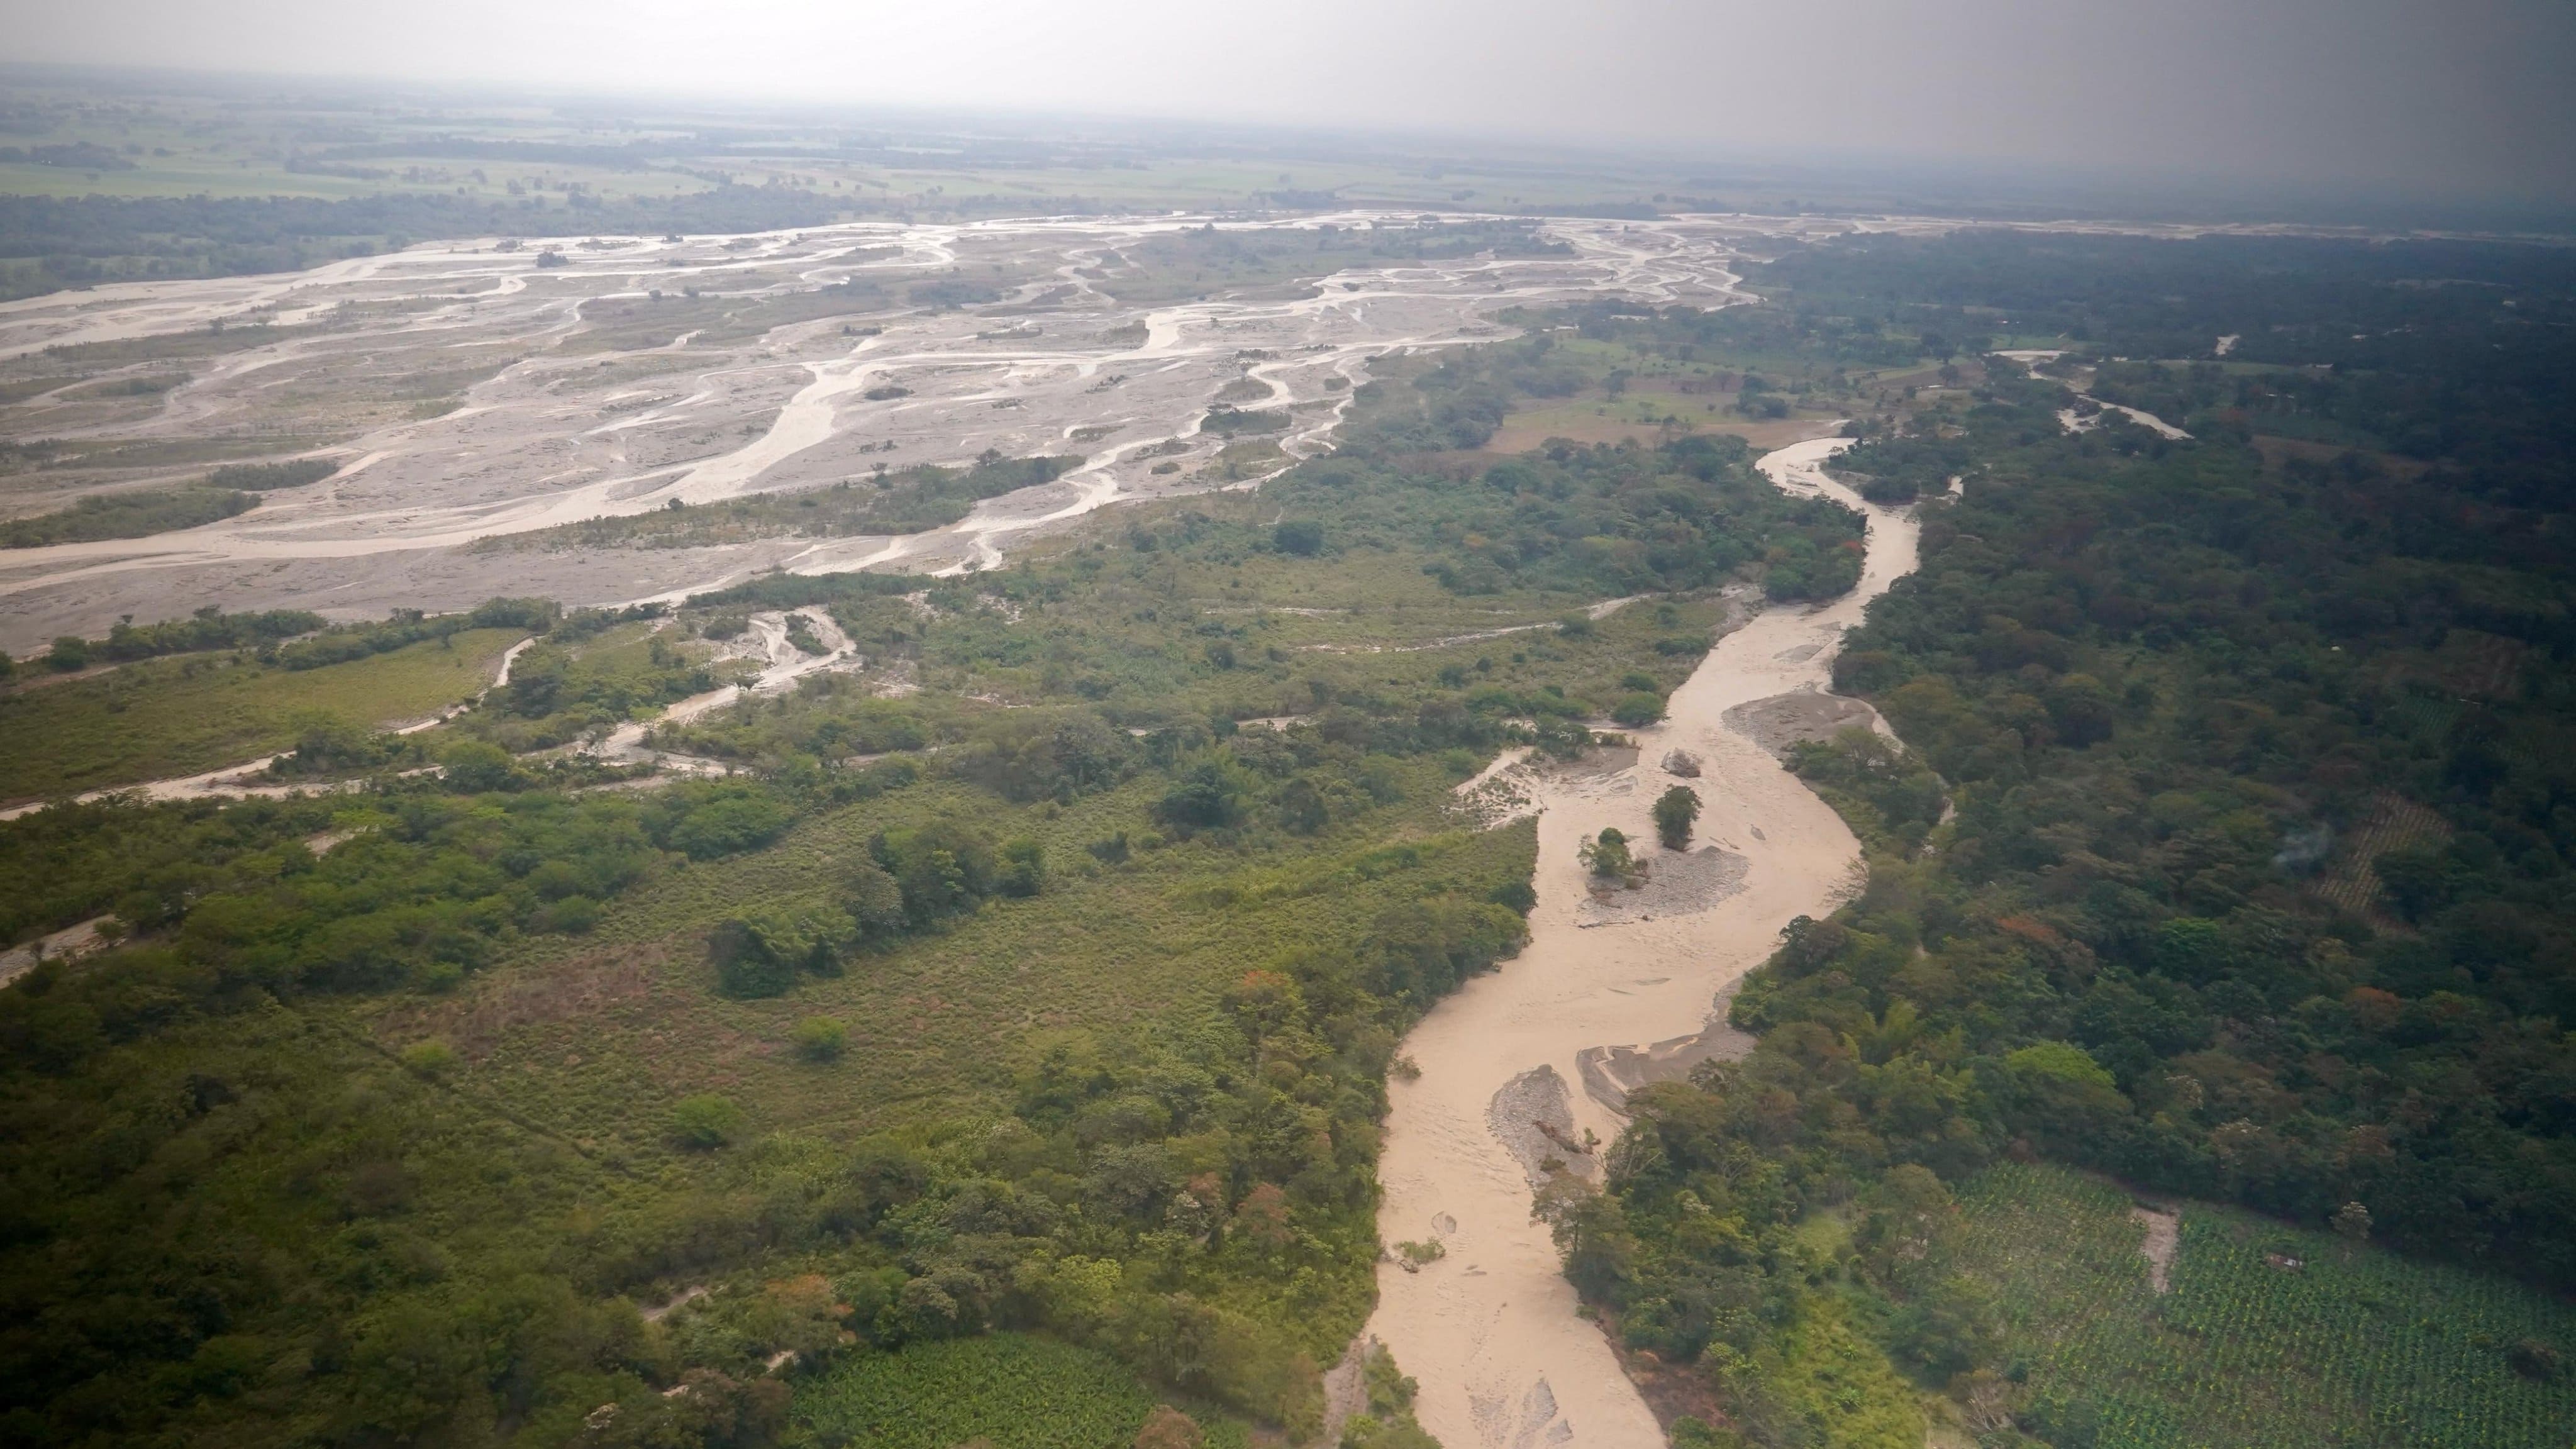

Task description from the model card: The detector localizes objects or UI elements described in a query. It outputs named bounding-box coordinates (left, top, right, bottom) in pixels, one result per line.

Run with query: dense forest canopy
left=1553, top=236, right=2576, bottom=1447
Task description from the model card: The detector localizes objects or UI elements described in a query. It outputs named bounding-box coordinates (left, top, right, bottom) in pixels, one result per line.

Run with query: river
left=1363, top=435, right=1920, bottom=1448
left=0, top=213, right=1761, bottom=648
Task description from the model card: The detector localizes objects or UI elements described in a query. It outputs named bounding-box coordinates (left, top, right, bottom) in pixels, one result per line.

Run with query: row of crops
left=792, top=1333, right=1250, bottom=1449
left=1935, top=1162, right=2576, bottom=1448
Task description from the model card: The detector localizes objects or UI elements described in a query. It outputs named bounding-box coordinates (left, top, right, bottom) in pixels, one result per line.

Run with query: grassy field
left=1935, top=1162, right=2576, bottom=1448
left=357, top=774, right=1533, bottom=1165
left=0, top=627, right=523, bottom=802
left=1473, top=325, right=1892, bottom=455
left=793, top=1333, right=1247, bottom=1449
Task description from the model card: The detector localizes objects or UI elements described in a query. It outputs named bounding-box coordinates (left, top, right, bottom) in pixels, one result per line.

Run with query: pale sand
left=1365, top=436, right=1920, bottom=1447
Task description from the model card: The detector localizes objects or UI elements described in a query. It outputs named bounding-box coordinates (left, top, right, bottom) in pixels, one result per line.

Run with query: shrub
left=791, top=1016, right=848, bottom=1062
left=872, top=821, right=999, bottom=922
left=997, top=839, right=1045, bottom=897
left=843, top=859, right=908, bottom=942
left=1580, top=828, right=1637, bottom=882
left=1272, top=519, right=1324, bottom=555
left=97, top=605, right=323, bottom=660
left=398, top=1040, right=457, bottom=1077
left=531, top=895, right=601, bottom=934
left=665, top=789, right=793, bottom=859
left=1611, top=692, right=1665, bottom=727
left=208, top=458, right=336, bottom=490
left=438, top=739, right=522, bottom=792
left=1203, top=406, right=1287, bottom=435
left=1134, top=1406, right=1203, bottom=1449
left=1668, top=1417, right=1745, bottom=1449
left=711, top=909, right=853, bottom=997
left=669, top=1094, right=745, bottom=1150
left=949, top=710, right=1136, bottom=802
left=1652, top=786, right=1701, bottom=849
left=1155, top=757, right=1251, bottom=833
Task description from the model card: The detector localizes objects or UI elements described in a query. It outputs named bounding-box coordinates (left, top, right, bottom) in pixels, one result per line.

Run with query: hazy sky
left=11, top=0, right=2575, bottom=202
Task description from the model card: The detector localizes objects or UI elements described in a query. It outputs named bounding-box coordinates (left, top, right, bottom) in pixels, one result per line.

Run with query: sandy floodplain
left=1365, top=436, right=1924, bottom=1448
left=0, top=211, right=1793, bottom=651
left=0, top=204, right=2370, bottom=655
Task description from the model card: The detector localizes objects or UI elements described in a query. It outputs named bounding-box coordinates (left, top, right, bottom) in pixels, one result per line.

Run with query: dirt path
left=1365, top=436, right=1921, bottom=1447
left=586, top=608, right=860, bottom=770
left=0, top=632, right=537, bottom=821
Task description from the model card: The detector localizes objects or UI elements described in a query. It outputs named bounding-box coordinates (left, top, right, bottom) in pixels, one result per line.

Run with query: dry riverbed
left=0, top=211, right=1770, bottom=650
left=1365, top=436, right=1923, bottom=1448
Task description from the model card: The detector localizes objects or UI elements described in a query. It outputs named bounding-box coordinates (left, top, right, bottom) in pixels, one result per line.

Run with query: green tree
left=1887, top=1275, right=2001, bottom=1378
left=1155, top=757, right=1250, bottom=832
left=709, top=909, right=853, bottom=997
left=1652, top=786, right=1702, bottom=849
left=1273, top=519, right=1324, bottom=555
left=1580, top=827, right=1637, bottom=882
left=667, top=791, right=793, bottom=859
left=438, top=738, right=520, bottom=792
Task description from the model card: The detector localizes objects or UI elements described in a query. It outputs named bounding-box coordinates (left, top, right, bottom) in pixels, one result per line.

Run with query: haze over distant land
left=9, top=0, right=2575, bottom=211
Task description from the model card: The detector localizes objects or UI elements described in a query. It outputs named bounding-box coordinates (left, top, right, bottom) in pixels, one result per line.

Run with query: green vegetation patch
left=0, top=485, right=256, bottom=547
left=480, top=453, right=1082, bottom=552
left=0, top=627, right=524, bottom=801
left=796, top=1334, right=1241, bottom=1449
left=1941, top=1163, right=2576, bottom=1449
left=206, top=457, right=338, bottom=490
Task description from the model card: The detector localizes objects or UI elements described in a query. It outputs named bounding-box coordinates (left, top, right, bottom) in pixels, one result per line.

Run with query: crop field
left=2311, top=792, right=2451, bottom=920
left=793, top=1333, right=1247, bottom=1449
left=1936, top=1162, right=2576, bottom=1448
left=0, top=627, right=524, bottom=802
